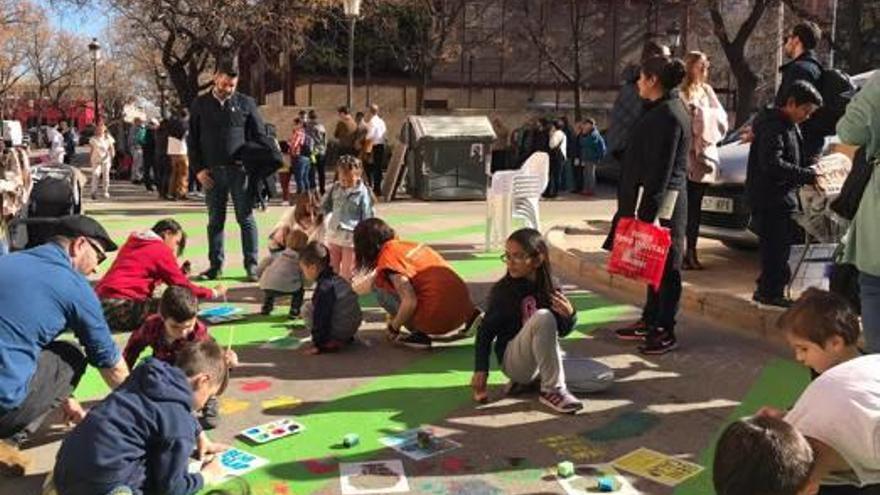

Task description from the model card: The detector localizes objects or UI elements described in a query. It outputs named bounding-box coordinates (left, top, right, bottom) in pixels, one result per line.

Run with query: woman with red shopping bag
left=610, top=56, right=691, bottom=355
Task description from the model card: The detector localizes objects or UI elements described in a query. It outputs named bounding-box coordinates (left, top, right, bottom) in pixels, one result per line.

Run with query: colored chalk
left=343, top=433, right=360, bottom=447
left=557, top=461, right=575, bottom=478
left=597, top=475, right=616, bottom=492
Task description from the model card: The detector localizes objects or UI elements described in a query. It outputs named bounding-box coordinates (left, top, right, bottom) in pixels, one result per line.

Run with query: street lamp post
left=158, top=72, right=168, bottom=119
left=666, top=22, right=682, bottom=56
left=88, top=38, right=101, bottom=124
left=342, top=0, right=362, bottom=109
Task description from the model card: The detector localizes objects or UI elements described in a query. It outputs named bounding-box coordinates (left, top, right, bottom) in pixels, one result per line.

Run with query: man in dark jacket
left=188, top=58, right=268, bottom=281
left=776, top=21, right=825, bottom=164
left=748, top=81, right=823, bottom=308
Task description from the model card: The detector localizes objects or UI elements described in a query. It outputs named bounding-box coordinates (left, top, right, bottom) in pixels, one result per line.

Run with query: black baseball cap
left=29, top=215, right=118, bottom=252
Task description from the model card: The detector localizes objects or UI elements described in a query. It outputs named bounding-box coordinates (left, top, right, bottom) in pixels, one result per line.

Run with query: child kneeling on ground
left=471, top=228, right=594, bottom=414
left=122, top=286, right=238, bottom=430
left=52, top=339, right=230, bottom=495
left=714, top=354, right=880, bottom=494
left=299, top=241, right=362, bottom=354
left=257, top=229, right=309, bottom=317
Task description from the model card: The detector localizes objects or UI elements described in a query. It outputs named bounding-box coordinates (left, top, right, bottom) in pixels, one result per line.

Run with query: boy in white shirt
left=714, top=354, right=880, bottom=494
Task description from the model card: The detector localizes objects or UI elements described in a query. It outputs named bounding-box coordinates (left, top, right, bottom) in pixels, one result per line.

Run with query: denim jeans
left=375, top=288, right=424, bottom=334
left=205, top=166, right=259, bottom=271
left=294, top=155, right=312, bottom=194
left=860, top=271, right=880, bottom=354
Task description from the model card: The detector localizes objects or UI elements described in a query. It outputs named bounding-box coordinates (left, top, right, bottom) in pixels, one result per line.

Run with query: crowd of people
left=0, top=18, right=878, bottom=495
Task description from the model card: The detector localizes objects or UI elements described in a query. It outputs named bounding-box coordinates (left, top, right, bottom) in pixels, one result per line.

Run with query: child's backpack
left=809, top=64, right=857, bottom=136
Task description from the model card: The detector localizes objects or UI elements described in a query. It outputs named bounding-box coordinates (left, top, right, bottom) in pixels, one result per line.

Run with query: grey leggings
left=501, top=309, right=614, bottom=394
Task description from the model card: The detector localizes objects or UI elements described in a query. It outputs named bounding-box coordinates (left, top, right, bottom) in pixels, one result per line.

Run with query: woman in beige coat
left=680, top=51, right=728, bottom=270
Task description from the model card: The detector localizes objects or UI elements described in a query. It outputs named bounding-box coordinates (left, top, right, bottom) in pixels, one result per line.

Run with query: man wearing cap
left=0, top=215, right=129, bottom=475
left=188, top=57, right=267, bottom=281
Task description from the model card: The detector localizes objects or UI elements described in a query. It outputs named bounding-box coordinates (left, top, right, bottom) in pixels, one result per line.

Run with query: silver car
left=699, top=70, right=877, bottom=249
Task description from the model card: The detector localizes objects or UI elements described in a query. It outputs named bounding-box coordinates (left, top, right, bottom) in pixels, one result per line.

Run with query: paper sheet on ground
left=557, top=464, right=640, bottom=495
left=199, top=305, right=245, bottom=324
left=189, top=448, right=268, bottom=484
left=339, top=460, right=409, bottom=494
left=380, top=428, right=461, bottom=461
left=612, top=448, right=703, bottom=487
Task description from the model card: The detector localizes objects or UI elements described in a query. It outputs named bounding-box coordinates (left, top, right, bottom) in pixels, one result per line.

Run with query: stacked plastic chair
left=485, top=152, right=550, bottom=251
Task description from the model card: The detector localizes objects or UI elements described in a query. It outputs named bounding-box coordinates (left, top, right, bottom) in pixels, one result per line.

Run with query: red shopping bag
left=607, top=217, right=672, bottom=290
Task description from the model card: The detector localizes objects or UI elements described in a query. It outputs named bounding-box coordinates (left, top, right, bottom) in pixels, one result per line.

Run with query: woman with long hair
left=353, top=218, right=481, bottom=349
left=96, top=218, right=226, bottom=333
left=613, top=56, right=691, bottom=355
left=680, top=51, right=729, bottom=270
left=471, top=228, right=584, bottom=414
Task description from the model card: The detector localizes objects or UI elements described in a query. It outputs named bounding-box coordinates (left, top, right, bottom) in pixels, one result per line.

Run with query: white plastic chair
left=484, top=152, right=549, bottom=251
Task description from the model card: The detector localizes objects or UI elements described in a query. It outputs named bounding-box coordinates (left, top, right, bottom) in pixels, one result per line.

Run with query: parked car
left=699, top=70, right=876, bottom=249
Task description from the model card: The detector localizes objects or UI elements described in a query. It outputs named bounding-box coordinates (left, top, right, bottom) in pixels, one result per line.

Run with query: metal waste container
left=402, top=116, right=495, bottom=200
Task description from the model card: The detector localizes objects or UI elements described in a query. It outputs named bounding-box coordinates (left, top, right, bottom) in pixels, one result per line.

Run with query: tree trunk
left=570, top=0, right=582, bottom=121
left=727, top=54, right=759, bottom=126
left=415, top=70, right=428, bottom=116
left=846, top=0, right=864, bottom=72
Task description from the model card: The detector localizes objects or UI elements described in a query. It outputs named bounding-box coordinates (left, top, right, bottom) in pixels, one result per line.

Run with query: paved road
left=0, top=180, right=805, bottom=495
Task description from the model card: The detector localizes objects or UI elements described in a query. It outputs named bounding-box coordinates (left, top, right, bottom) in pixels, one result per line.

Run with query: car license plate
left=702, top=196, right=734, bottom=213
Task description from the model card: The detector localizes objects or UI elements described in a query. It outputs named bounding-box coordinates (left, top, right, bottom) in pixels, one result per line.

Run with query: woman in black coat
left=613, top=56, right=691, bottom=355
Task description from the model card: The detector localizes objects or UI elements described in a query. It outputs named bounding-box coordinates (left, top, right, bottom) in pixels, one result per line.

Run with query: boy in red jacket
left=97, top=219, right=226, bottom=333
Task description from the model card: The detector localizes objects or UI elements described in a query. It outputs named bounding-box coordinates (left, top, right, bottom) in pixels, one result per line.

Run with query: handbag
left=607, top=216, right=672, bottom=290
left=830, top=146, right=876, bottom=220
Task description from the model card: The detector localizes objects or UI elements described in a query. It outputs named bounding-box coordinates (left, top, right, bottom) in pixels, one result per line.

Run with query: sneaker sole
left=400, top=342, right=432, bottom=350
left=539, top=396, right=583, bottom=414
left=639, top=342, right=679, bottom=355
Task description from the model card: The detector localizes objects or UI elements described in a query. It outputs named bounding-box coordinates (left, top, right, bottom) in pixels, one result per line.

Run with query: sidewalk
left=547, top=221, right=791, bottom=347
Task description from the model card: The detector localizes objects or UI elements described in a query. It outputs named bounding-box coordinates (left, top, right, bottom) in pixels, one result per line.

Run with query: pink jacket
left=682, top=84, right=729, bottom=184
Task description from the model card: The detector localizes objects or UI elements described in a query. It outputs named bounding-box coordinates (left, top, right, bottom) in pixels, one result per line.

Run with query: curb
left=546, top=226, right=788, bottom=348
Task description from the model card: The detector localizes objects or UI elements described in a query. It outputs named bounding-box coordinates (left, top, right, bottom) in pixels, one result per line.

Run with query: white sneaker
left=103, top=192, right=110, bottom=199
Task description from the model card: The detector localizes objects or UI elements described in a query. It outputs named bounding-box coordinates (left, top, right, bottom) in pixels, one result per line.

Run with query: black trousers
left=308, top=153, right=327, bottom=195
left=642, top=190, right=687, bottom=335
left=686, top=181, right=708, bottom=251
left=544, top=149, right=563, bottom=197
left=753, top=208, right=794, bottom=299
left=142, top=154, right=155, bottom=189
left=0, top=341, right=87, bottom=443
left=263, top=288, right=305, bottom=312
left=368, top=144, right=385, bottom=196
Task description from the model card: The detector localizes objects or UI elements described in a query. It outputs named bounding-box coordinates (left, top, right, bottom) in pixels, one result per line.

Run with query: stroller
left=10, top=164, right=83, bottom=249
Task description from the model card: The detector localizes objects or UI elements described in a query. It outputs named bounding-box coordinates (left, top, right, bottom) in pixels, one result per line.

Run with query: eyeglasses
left=86, top=238, right=107, bottom=265
left=500, top=252, right=533, bottom=263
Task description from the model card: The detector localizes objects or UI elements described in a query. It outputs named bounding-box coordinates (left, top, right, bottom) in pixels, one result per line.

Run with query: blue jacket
left=54, top=359, right=203, bottom=495
left=322, top=181, right=374, bottom=234
left=0, top=243, right=119, bottom=411
left=577, top=129, right=607, bottom=163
